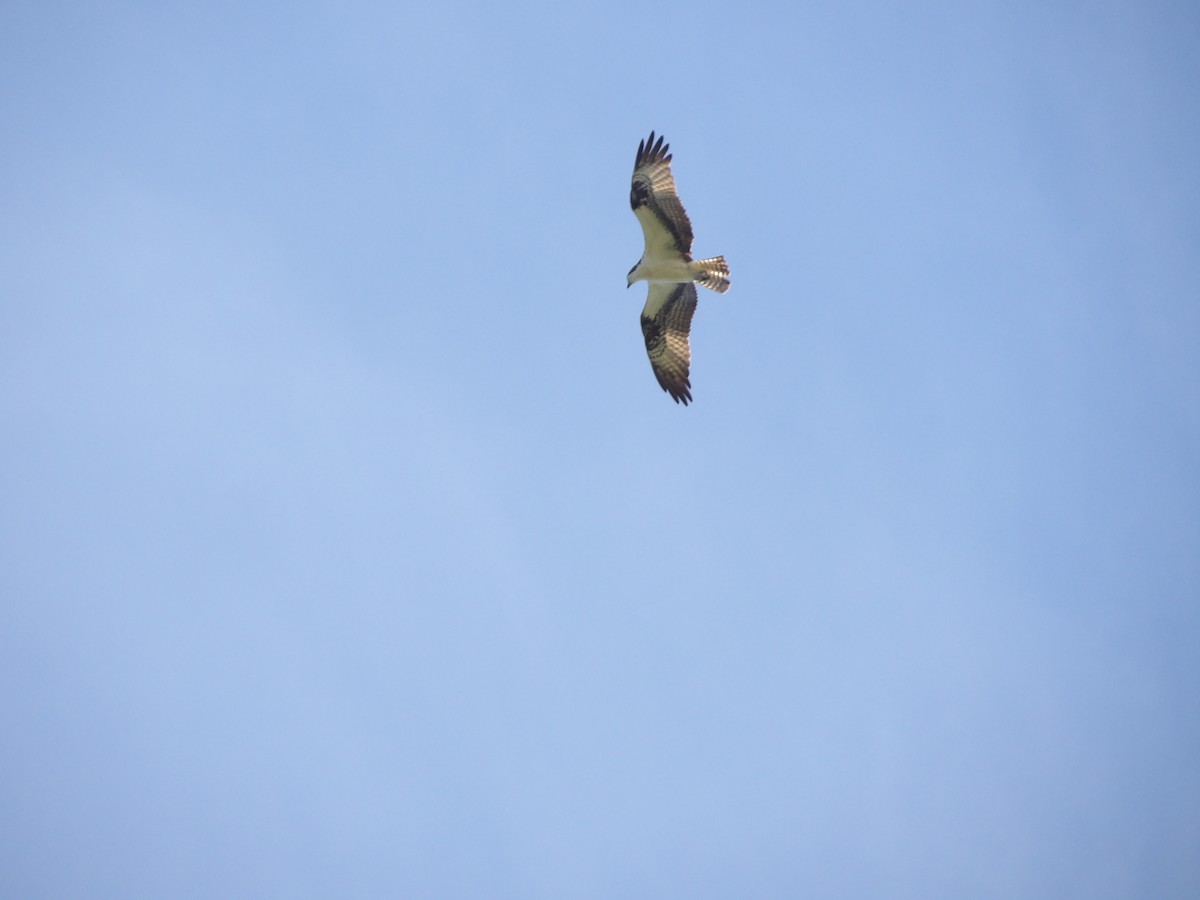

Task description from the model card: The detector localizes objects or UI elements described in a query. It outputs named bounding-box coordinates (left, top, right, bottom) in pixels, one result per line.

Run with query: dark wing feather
left=630, top=131, right=694, bottom=255
left=640, top=282, right=698, bottom=404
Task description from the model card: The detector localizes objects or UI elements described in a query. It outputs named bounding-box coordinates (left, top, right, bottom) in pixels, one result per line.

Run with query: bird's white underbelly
left=632, top=255, right=694, bottom=283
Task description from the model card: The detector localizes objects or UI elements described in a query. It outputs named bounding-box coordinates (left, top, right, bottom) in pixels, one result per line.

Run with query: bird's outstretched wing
left=640, top=281, right=698, bottom=404
left=630, top=131, right=694, bottom=257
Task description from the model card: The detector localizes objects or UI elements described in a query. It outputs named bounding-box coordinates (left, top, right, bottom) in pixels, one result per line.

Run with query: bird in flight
left=627, top=131, right=730, bottom=404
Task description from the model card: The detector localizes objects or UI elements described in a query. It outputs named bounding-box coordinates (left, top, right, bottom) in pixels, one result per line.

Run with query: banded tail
left=692, top=256, right=731, bottom=294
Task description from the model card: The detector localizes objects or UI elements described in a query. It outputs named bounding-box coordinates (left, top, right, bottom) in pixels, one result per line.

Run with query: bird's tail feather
left=692, top=256, right=731, bottom=293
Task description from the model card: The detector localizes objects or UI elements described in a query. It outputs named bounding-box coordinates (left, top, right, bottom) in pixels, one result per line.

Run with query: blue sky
left=2, top=1, right=1198, bottom=897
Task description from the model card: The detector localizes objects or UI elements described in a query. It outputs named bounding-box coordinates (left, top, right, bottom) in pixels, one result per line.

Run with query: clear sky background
left=2, top=2, right=1198, bottom=897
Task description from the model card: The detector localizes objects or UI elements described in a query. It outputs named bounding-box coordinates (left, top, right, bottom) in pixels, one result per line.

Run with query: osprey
left=627, top=131, right=730, bottom=404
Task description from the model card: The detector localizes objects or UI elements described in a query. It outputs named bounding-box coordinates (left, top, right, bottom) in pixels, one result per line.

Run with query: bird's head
left=626, top=262, right=640, bottom=288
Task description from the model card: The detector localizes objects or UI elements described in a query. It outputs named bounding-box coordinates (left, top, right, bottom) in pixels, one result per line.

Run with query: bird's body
left=627, top=131, right=730, bottom=404
left=627, top=254, right=701, bottom=285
